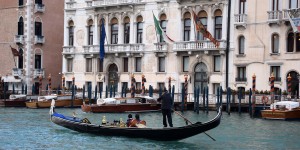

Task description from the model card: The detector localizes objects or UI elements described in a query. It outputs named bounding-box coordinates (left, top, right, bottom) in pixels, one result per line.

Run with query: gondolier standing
left=157, top=87, right=173, bottom=127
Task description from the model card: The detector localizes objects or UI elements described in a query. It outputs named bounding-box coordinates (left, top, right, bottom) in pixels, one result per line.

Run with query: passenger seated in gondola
left=129, top=114, right=146, bottom=128
left=126, top=114, right=133, bottom=127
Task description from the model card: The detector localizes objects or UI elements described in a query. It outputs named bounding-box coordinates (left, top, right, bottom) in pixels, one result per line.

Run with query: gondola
left=50, top=100, right=222, bottom=141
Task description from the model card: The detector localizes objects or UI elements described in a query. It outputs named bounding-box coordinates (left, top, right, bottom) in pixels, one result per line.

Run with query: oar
left=172, top=109, right=216, bottom=141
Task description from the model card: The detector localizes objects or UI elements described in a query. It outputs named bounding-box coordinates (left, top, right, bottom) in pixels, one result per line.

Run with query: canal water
left=1, top=107, right=300, bottom=150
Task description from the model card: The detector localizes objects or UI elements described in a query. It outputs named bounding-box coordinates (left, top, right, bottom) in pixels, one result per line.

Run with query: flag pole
left=152, top=11, right=161, bottom=51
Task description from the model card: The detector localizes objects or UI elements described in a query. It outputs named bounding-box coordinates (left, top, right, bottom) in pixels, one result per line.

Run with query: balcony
left=34, top=4, right=45, bottom=13
left=83, top=44, right=145, bottom=56
left=63, top=46, right=75, bottom=53
left=267, top=11, right=282, bottom=25
left=93, top=0, right=143, bottom=8
left=14, top=35, right=24, bottom=44
left=235, top=77, right=247, bottom=82
left=33, top=68, right=44, bottom=78
left=173, top=40, right=226, bottom=55
left=234, top=14, right=247, bottom=28
left=66, top=0, right=76, bottom=10
left=34, top=35, right=45, bottom=44
left=282, top=8, right=300, bottom=21
left=12, top=68, right=23, bottom=77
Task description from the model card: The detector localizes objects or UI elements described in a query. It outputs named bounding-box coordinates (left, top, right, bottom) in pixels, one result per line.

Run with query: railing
left=235, top=77, right=247, bottom=82
left=33, top=68, right=44, bottom=78
left=234, top=14, right=247, bottom=24
left=282, top=8, right=300, bottom=20
left=34, top=35, right=45, bottom=44
left=34, top=4, right=45, bottom=13
left=267, top=11, right=282, bottom=21
left=14, top=35, right=24, bottom=44
left=83, top=44, right=145, bottom=53
left=63, top=46, right=75, bottom=53
left=173, top=40, right=226, bottom=51
left=154, top=43, right=168, bottom=51
left=66, top=0, right=76, bottom=9
left=12, top=68, right=23, bottom=77
left=93, top=0, right=142, bottom=7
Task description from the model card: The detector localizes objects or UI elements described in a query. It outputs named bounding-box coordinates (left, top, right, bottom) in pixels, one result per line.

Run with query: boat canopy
left=38, top=95, right=58, bottom=101
left=9, top=94, right=26, bottom=99
left=271, top=101, right=300, bottom=110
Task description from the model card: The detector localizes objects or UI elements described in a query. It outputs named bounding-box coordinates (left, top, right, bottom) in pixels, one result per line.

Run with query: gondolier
left=157, top=87, right=173, bottom=127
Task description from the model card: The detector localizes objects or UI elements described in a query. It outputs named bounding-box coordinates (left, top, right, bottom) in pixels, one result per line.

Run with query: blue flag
left=100, top=18, right=106, bottom=61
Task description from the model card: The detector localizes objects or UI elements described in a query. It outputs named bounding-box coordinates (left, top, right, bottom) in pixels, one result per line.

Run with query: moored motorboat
left=26, top=95, right=86, bottom=108
left=50, top=100, right=222, bottom=141
left=4, top=94, right=27, bottom=107
left=261, top=101, right=300, bottom=120
left=81, top=96, right=161, bottom=113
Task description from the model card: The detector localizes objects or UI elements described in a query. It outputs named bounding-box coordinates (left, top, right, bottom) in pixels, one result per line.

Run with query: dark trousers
left=162, top=109, right=173, bottom=127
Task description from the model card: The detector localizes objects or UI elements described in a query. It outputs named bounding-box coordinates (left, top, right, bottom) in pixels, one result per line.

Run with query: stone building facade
left=62, top=0, right=233, bottom=97
left=0, top=0, right=64, bottom=94
left=233, top=0, right=300, bottom=97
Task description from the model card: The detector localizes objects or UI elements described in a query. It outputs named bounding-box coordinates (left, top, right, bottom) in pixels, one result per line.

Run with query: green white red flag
left=153, top=14, right=174, bottom=44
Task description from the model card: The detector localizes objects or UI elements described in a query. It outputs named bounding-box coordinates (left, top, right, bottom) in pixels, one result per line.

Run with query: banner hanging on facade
left=287, top=9, right=300, bottom=33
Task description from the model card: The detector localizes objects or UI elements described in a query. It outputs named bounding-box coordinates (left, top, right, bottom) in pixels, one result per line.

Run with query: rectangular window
left=158, top=57, right=165, bottom=72
left=271, top=66, right=281, bottom=81
left=290, top=0, right=298, bottom=9
left=19, top=0, right=24, bottom=6
left=88, top=25, right=93, bottom=45
left=197, top=18, right=207, bottom=40
left=69, top=26, right=74, bottom=46
left=215, top=16, right=222, bottom=40
left=66, top=81, right=72, bottom=89
left=183, top=56, right=189, bottom=72
left=111, top=24, right=118, bottom=44
left=213, top=83, right=220, bottom=95
left=158, top=82, right=165, bottom=90
left=35, top=0, right=43, bottom=4
left=237, top=67, right=246, bottom=81
left=67, top=59, right=73, bottom=72
left=124, top=23, right=130, bottom=44
left=123, top=57, right=128, bottom=72
left=86, top=58, right=92, bottom=72
left=97, top=59, right=103, bottom=72
left=35, top=22, right=42, bottom=36
left=239, top=0, right=246, bottom=14
left=135, top=57, right=141, bottom=72
left=137, top=22, right=143, bottom=43
left=136, top=82, right=141, bottom=90
left=184, top=19, right=191, bottom=41
left=272, top=0, right=279, bottom=11
left=214, top=55, right=221, bottom=72
left=35, top=54, right=41, bottom=69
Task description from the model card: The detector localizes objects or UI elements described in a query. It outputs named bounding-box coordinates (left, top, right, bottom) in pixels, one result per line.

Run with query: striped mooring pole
left=48, top=74, right=51, bottom=95
left=62, top=74, right=65, bottom=95
left=39, top=75, right=42, bottom=96
left=72, top=76, right=75, bottom=86
left=184, top=75, right=188, bottom=110
left=131, top=74, right=136, bottom=98
left=141, top=74, right=146, bottom=95
left=252, top=74, right=256, bottom=117
left=287, top=74, right=292, bottom=100
left=270, top=72, right=275, bottom=104
left=168, top=76, right=171, bottom=93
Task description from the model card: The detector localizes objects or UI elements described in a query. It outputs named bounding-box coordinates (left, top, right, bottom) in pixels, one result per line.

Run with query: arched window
left=160, top=14, right=167, bottom=42
left=111, top=18, right=118, bottom=44
left=124, top=17, right=130, bottom=44
left=68, top=21, right=74, bottom=46
left=18, top=17, right=24, bottom=35
left=87, top=20, right=93, bottom=45
left=18, top=49, right=23, bottom=69
left=238, top=36, right=245, bottom=54
left=197, top=11, right=207, bottom=40
left=136, top=16, right=143, bottom=43
left=287, top=31, right=300, bottom=52
left=183, top=12, right=191, bottom=41
left=214, top=10, right=222, bottom=40
left=271, top=34, right=279, bottom=53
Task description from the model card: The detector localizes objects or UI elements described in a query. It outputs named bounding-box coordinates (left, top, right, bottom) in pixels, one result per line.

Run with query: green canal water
left=0, top=107, right=300, bottom=150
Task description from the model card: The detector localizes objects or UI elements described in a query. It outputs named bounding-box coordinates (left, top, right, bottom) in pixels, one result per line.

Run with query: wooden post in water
left=99, top=86, right=102, bottom=98
left=94, top=85, right=98, bottom=102
left=110, top=85, right=112, bottom=98
left=141, top=74, right=146, bottom=96
left=194, top=87, right=197, bottom=112
left=238, top=88, right=242, bottom=114
left=39, top=75, right=42, bottom=96
left=206, top=86, right=209, bottom=113
left=131, top=74, right=136, bottom=98
left=105, top=85, right=108, bottom=98
left=220, top=86, right=223, bottom=109
left=252, top=73, right=256, bottom=117
left=82, top=85, right=85, bottom=103
left=181, top=87, right=185, bottom=112
left=249, top=88, right=252, bottom=117
left=196, top=86, right=200, bottom=114
left=227, top=87, right=231, bottom=115
left=203, top=87, right=206, bottom=112
left=171, top=85, right=175, bottom=108
left=270, top=72, right=275, bottom=105
left=48, top=74, right=51, bottom=95
left=217, top=87, right=220, bottom=109
left=62, top=74, right=65, bottom=95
